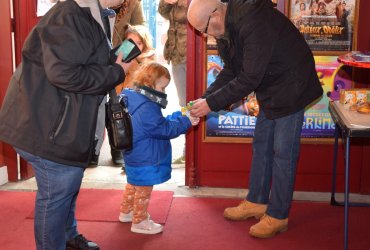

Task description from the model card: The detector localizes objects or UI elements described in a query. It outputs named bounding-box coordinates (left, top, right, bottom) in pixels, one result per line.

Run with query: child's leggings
left=120, top=183, right=153, bottom=224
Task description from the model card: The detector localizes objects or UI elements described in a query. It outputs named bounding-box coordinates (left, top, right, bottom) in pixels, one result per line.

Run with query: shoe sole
left=131, top=227, right=163, bottom=235
left=113, top=162, right=124, bottom=165
left=249, top=226, right=288, bottom=238
left=119, top=213, right=151, bottom=223
left=66, top=244, right=100, bottom=250
left=118, top=217, right=132, bottom=223
left=224, top=213, right=264, bottom=221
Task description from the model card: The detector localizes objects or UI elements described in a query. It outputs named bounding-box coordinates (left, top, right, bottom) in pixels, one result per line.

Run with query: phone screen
left=115, top=40, right=136, bottom=60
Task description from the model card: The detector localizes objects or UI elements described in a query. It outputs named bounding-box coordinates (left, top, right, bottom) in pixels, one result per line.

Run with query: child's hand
left=189, top=115, right=200, bottom=126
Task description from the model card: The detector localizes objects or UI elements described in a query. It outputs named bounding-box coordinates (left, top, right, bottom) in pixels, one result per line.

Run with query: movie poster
left=205, top=55, right=257, bottom=138
left=204, top=55, right=351, bottom=139
left=289, top=0, right=357, bottom=52
left=302, top=56, right=351, bottom=137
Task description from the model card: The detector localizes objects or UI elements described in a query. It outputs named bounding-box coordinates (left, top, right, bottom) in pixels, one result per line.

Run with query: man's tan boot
left=249, top=214, right=288, bottom=238
left=224, top=200, right=267, bottom=221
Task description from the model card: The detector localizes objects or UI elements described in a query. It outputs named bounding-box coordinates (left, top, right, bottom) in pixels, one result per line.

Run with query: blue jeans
left=246, top=109, right=304, bottom=219
left=15, top=148, right=83, bottom=250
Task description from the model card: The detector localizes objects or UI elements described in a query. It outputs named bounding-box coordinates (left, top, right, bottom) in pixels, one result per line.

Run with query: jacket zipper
left=49, top=95, right=70, bottom=141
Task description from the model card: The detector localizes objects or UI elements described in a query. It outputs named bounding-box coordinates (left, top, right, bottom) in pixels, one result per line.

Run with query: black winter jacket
left=204, top=0, right=323, bottom=119
left=0, top=0, right=124, bottom=167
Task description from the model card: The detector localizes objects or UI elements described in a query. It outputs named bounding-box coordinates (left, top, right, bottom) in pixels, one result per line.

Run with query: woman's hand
left=115, top=53, right=133, bottom=74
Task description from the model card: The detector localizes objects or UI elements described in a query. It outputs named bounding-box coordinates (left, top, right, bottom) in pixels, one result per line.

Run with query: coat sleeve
left=39, top=11, right=124, bottom=95
left=203, top=66, right=235, bottom=98
left=158, top=0, right=173, bottom=20
left=130, top=1, right=145, bottom=25
left=138, top=103, right=191, bottom=140
left=205, top=19, right=276, bottom=112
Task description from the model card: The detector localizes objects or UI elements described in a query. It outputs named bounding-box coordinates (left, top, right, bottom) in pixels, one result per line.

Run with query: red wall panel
left=0, top=0, right=15, bottom=177
left=0, top=0, right=40, bottom=180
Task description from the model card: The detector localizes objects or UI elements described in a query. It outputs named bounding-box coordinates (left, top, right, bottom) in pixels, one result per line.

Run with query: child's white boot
left=131, top=217, right=163, bottom=234
left=118, top=211, right=133, bottom=222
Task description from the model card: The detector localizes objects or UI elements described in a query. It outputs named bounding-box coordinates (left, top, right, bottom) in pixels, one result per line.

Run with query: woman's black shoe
left=66, top=234, right=99, bottom=250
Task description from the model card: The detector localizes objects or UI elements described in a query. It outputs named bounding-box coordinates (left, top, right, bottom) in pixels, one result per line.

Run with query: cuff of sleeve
left=206, top=96, right=221, bottom=112
left=113, top=63, right=125, bottom=84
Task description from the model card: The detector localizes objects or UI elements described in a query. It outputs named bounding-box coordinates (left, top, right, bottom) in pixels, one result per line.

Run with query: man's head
left=187, top=0, right=227, bottom=38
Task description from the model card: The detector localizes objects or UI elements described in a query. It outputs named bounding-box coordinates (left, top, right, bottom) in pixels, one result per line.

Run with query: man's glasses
left=203, top=8, right=217, bottom=34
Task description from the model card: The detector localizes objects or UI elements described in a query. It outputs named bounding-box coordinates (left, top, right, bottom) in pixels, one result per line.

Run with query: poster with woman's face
left=288, top=0, right=357, bottom=53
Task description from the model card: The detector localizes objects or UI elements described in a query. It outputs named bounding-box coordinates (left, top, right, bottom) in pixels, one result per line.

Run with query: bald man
left=188, top=0, right=323, bottom=238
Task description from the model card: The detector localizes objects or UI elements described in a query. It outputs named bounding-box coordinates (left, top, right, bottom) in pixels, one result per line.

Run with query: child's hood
left=121, top=88, right=151, bottom=114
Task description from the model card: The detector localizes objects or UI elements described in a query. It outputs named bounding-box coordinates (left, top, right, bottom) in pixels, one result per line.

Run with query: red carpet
left=1, top=191, right=370, bottom=250
left=25, top=189, right=173, bottom=224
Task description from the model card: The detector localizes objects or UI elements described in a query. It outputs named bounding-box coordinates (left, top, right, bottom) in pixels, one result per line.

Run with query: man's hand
left=164, top=0, right=178, bottom=4
left=189, top=98, right=211, bottom=117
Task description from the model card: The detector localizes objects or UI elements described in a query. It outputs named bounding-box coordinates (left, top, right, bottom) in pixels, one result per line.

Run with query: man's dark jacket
left=0, top=0, right=124, bottom=167
left=204, top=0, right=323, bottom=119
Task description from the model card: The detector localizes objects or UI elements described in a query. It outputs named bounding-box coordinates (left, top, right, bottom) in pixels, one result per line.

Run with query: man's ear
left=211, top=9, right=221, bottom=23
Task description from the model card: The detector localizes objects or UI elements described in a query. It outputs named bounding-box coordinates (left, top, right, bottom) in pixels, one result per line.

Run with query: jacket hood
left=122, top=88, right=151, bottom=114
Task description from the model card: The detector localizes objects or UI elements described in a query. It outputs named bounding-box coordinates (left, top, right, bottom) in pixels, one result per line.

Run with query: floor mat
left=26, top=189, right=173, bottom=224
left=2, top=192, right=370, bottom=249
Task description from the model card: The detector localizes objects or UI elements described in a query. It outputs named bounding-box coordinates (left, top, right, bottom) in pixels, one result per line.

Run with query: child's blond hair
left=124, top=24, right=153, bottom=53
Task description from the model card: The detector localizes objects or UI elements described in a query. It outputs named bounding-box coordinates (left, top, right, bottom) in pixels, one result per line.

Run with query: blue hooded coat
left=121, top=88, right=192, bottom=186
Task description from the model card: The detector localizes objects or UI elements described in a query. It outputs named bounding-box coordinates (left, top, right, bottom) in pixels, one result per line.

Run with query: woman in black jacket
left=0, top=0, right=131, bottom=249
left=188, top=0, right=323, bottom=238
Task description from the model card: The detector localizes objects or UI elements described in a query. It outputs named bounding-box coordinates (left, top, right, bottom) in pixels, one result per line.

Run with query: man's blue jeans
left=15, top=148, right=83, bottom=250
left=246, top=109, right=304, bottom=219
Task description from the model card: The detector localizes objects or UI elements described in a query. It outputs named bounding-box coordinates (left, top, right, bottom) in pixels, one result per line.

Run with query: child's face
left=126, top=33, right=144, bottom=52
left=154, top=76, right=170, bottom=93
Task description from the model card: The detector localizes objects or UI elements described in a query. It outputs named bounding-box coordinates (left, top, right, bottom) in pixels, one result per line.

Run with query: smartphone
left=115, top=39, right=142, bottom=63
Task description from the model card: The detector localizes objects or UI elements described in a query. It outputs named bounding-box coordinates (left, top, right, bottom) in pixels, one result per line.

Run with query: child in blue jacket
left=118, top=62, right=199, bottom=234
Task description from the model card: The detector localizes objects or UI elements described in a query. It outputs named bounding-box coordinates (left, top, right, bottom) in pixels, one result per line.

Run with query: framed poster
left=286, top=0, right=359, bottom=54
left=203, top=52, right=352, bottom=143
left=203, top=52, right=256, bottom=143
left=302, top=56, right=353, bottom=139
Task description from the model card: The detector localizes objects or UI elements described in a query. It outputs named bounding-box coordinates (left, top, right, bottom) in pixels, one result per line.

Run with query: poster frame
left=285, top=0, right=360, bottom=55
left=202, top=49, right=254, bottom=143
left=202, top=50, right=338, bottom=144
